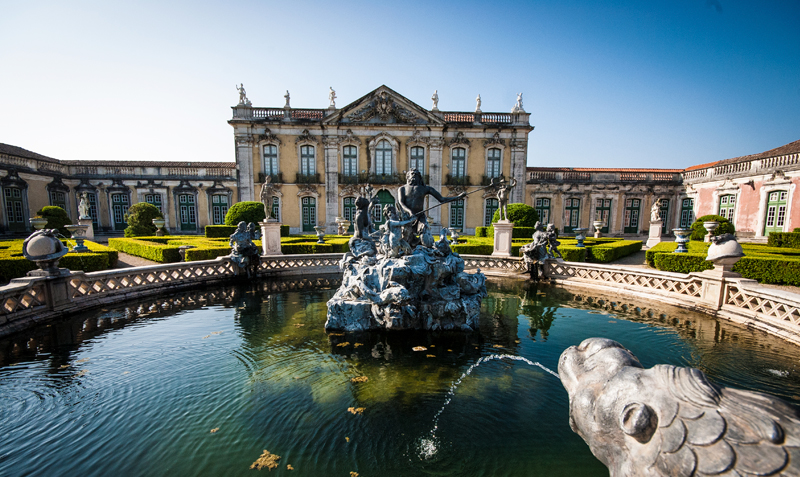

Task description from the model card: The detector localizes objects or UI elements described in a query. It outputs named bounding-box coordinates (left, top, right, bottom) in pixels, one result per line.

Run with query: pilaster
left=510, top=135, right=527, bottom=204
left=428, top=136, right=445, bottom=227
left=235, top=135, right=255, bottom=201
left=323, top=136, right=340, bottom=234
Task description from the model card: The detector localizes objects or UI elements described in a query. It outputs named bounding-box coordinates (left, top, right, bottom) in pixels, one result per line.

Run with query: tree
left=124, top=202, right=164, bottom=237
left=225, top=201, right=266, bottom=225
left=690, top=214, right=735, bottom=241
left=491, top=203, right=539, bottom=228
left=36, top=206, right=72, bottom=237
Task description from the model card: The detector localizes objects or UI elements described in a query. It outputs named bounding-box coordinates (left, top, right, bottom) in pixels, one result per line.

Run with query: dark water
left=1, top=277, right=800, bottom=477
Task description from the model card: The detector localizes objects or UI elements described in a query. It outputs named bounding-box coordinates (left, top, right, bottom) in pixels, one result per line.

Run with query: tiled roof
left=0, top=143, right=234, bottom=167
left=0, top=143, right=60, bottom=163
left=686, top=139, right=800, bottom=171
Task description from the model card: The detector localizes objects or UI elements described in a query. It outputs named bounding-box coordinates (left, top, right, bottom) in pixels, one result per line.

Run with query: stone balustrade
left=526, top=169, right=682, bottom=184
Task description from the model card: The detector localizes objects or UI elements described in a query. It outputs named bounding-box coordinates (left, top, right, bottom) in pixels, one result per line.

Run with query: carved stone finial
left=560, top=338, right=800, bottom=477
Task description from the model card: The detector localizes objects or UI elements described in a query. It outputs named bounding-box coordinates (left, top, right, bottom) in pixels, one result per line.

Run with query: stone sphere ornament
left=22, top=229, right=69, bottom=276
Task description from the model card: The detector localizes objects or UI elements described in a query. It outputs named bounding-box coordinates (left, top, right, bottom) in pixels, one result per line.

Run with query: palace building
left=0, top=85, right=797, bottom=238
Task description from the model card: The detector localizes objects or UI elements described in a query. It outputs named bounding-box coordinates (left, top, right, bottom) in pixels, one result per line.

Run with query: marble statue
left=496, top=177, right=517, bottom=221
left=329, top=87, right=336, bottom=107
left=475, top=94, right=482, bottom=112
left=236, top=83, right=251, bottom=106
left=650, top=201, right=661, bottom=222
left=229, top=221, right=260, bottom=278
left=545, top=223, right=563, bottom=259
left=78, top=192, right=91, bottom=219
left=259, top=178, right=273, bottom=220
left=398, top=169, right=464, bottom=247
left=431, top=90, right=439, bottom=110
left=512, top=93, right=524, bottom=113
left=326, top=179, right=487, bottom=332
left=560, top=337, right=800, bottom=477
left=520, top=221, right=548, bottom=280
left=284, top=90, right=291, bottom=108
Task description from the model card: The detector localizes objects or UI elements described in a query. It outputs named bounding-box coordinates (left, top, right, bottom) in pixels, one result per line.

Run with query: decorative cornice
left=296, top=184, right=319, bottom=196
left=257, top=128, right=282, bottom=145
left=339, top=184, right=361, bottom=197
left=446, top=185, right=467, bottom=195
left=449, top=132, right=470, bottom=146
left=483, top=132, right=506, bottom=148
left=295, top=129, right=318, bottom=144
left=321, top=135, right=341, bottom=146
left=406, top=130, right=429, bottom=146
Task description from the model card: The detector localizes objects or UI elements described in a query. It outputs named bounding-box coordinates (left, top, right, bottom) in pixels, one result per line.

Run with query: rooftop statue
left=475, top=94, right=482, bottom=112
left=431, top=90, right=439, bottom=110
left=512, top=92, right=525, bottom=113
left=229, top=221, right=260, bottom=278
left=560, top=338, right=800, bottom=477
left=236, top=83, right=251, bottom=106
left=284, top=90, right=290, bottom=108
left=329, top=87, right=336, bottom=107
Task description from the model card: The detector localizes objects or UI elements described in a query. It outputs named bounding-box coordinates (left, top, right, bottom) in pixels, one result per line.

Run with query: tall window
left=49, top=191, right=67, bottom=211
left=450, top=199, right=464, bottom=229
left=487, top=148, right=501, bottom=178
left=485, top=198, right=499, bottom=226
left=3, top=187, right=25, bottom=232
left=271, top=197, right=280, bottom=222
left=111, top=193, right=129, bottom=231
left=371, top=190, right=395, bottom=226
left=343, top=197, right=356, bottom=233
left=375, top=140, right=393, bottom=175
left=594, top=199, right=611, bottom=233
left=301, top=197, right=316, bottom=232
left=718, top=194, right=736, bottom=222
left=451, top=148, right=466, bottom=177
left=342, top=146, right=358, bottom=176
left=300, top=145, right=315, bottom=176
left=679, top=198, right=694, bottom=228
left=565, top=198, right=580, bottom=233
left=263, top=144, right=279, bottom=176
left=624, top=198, right=641, bottom=234
left=212, top=194, right=228, bottom=225
left=410, top=146, right=425, bottom=172
left=658, top=199, right=670, bottom=233
left=179, top=194, right=197, bottom=231
left=535, top=198, right=551, bottom=225
left=145, top=193, right=162, bottom=214
left=764, top=191, right=788, bottom=235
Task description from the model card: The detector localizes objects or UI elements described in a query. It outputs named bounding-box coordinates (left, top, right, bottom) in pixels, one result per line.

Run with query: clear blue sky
left=1, top=0, right=798, bottom=169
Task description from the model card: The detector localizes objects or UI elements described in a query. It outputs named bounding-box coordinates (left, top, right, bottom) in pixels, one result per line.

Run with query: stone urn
left=314, top=225, right=326, bottom=244
left=152, top=218, right=166, bottom=237
left=451, top=228, right=461, bottom=243
left=64, top=224, right=90, bottom=252
left=672, top=228, right=692, bottom=253
left=29, top=217, right=48, bottom=231
left=341, top=219, right=351, bottom=235
left=592, top=220, right=604, bottom=238
left=573, top=228, right=589, bottom=248
left=703, top=221, right=720, bottom=242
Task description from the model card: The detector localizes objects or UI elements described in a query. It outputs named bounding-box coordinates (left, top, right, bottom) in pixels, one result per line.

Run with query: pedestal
left=646, top=221, right=663, bottom=248
left=492, top=221, right=514, bottom=257
left=78, top=218, right=94, bottom=240
left=260, top=221, right=283, bottom=256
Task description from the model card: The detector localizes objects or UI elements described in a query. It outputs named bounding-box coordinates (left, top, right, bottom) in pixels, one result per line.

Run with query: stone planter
left=29, top=217, right=48, bottom=231
left=152, top=218, right=166, bottom=237
left=573, top=228, right=588, bottom=247
left=592, top=220, right=604, bottom=238
left=64, top=224, right=90, bottom=252
left=672, top=228, right=691, bottom=253
left=314, top=226, right=326, bottom=244
left=703, top=221, right=720, bottom=242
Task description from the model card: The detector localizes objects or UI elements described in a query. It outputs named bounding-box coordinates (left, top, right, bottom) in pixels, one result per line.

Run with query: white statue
left=284, top=90, right=291, bottom=108
left=650, top=200, right=662, bottom=222
left=236, top=83, right=250, bottom=106
left=78, top=192, right=90, bottom=219
left=260, top=179, right=274, bottom=220
left=431, top=90, right=439, bottom=110
left=512, top=93, right=525, bottom=113
left=475, top=94, right=482, bottom=113
left=329, top=87, right=336, bottom=107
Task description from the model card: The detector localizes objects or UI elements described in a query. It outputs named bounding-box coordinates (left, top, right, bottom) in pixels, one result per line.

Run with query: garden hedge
left=767, top=232, right=800, bottom=249
left=490, top=203, right=539, bottom=228
left=0, top=239, right=118, bottom=282
left=689, top=215, right=735, bottom=241
left=108, top=237, right=183, bottom=263
left=585, top=240, right=642, bottom=263
left=124, top=202, right=163, bottom=237
left=475, top=226, right=537, bottom=239
left=36, top=206, right=72, bottom=237
left=224, top=202, right=266, bottom=225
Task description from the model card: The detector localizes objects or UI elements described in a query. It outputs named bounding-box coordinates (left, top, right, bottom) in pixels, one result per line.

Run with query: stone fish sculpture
left=326, top=178, right=487, bottom=332
left=559, top=337, right=800, bottom=477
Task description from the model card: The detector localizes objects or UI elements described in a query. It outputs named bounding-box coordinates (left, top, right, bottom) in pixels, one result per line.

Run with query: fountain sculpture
left=560, top=337, right=800, bottom=476
left=325, top=171, right=487, bottom=331
left=229, top=221, right=261, bottom=278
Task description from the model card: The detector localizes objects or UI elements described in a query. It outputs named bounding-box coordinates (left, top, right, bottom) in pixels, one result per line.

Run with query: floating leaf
left=336, top=342, right=350, bottom=347
left=608, top=320, right=617, bottom=323
left=412, top=346, right=427, bottom=351
left=250, top=450, right=280, bottom=471
left=329, top=332, right=345, bottom=337
left=426, top=355, right=435, bottom=358
left=122, top=371, right=130, bottom=375
left=430, top=345, right=435, bottom=347
left=351, top=376, right=368, bottom=383
left=74, top=370, right=88, bottom=378
left=493, top=344, right=503, bottom=348
left=203, top=331, right=223, bottom=339
left=447, top=349, right=453, bottom=352
left=210, top=428, right=219, bottom=433
left=350, top=472, right=359, bottom=477
left=76, top=358, right=90, bottom=364
left=286, top=464, right=294, bottom=470
left=347, top=407, right=365, bottom=415
left=59, top=364, right=70, bottom=369
left=353, top=343, right=363, bottom=348
left=345, top=437, right=350, bottom=442
left=514, top=340, right=521, bottom=344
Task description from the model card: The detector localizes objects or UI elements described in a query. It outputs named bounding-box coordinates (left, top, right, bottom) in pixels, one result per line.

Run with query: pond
left=1, top=277, right=799, bottom=476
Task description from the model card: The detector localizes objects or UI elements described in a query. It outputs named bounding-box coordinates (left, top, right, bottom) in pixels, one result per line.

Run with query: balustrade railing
left=563, top=171, right=591, bottom=182
left=760, top=154, right=799, bottom=170
left=527, top=170, right=557, bottom=182
left=442, top=112, right=475, bottom=122
left=291, top=109, right=326, bottom=120
left=480, top=113, right=512, bottom=123
left=619, top=172, right=648, bottom=181
left=258, top=172, right=283, bottom=183
left=252, top=108, right=285, bottom=119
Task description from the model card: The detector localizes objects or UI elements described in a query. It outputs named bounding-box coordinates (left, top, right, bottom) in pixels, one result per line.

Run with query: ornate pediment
left=295, top=129, right=318, bottom=144
left=446, top=185, right=467, bottom=195
left=328, top=86, right=445, bottom=126
left=341, top=129, right=362, bottom=145
left=339, top=184, right=361, bottom=197
left=346, top=90, right=419, bottom=123
left=766, top=169, right=790, bottom=184
left=296, top=184, right=319, bottom=197
left=483, top=132, right=505, bottom=148
left=449, top=132, right=470, bottom=146
left=257, top=128, right=282, bottom=145
left=406, top=129, right=429, bottom=146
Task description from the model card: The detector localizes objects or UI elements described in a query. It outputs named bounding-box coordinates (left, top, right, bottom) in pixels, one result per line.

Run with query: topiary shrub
left=491, top=203, right=539, bottom=228
left=689, top=215, right=735, bottom=241
left=225, top=201, right=266, bottom=226
left=767, top=232, right=800, bottom=249
left=124, top=203, right=164, bottom=237
left=36, top=206, right=72, bottom=237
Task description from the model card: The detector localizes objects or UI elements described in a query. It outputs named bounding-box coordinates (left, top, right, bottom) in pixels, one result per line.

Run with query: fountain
left=64, top=224, right=90, bottom=252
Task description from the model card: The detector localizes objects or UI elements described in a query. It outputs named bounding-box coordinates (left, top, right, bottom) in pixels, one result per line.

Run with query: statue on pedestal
left=260, top=177, right=275, bottom=221
left=284, top=90, right=291, bottom=108
left=78, top=192, right=91, bottom=220
left=236, top=83, right=251, bottom=106
left=650, top=200, right=662, bottom=222
left=496, top=177, right=517, bottom=221
left=545, top=224, right=563, bottom=259
left=475, top=94, right=482, bottom=113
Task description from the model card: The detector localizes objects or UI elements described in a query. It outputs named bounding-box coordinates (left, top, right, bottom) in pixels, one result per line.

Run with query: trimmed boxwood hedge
left=108, top=237, right=183, bottom=263
left=767, top=232, right=800, bottom=249
left=0, top=239, right=118, bottom=282
left=689, top=215, right=735, bottom=241
left=224, top=202, right=266, bottom=225
left=586, top=240, right=642, bottom=263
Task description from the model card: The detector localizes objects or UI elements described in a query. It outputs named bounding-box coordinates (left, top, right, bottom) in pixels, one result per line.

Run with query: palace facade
left=0, top=85, right=797, bottom=238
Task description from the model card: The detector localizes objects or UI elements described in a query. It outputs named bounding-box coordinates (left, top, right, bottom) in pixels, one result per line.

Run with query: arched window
left=2, top=187, right=26, bottom=232
left=301, top=196, right=316, bottom=232
left=410, top=146, right=425, bottom=172
left=451, top=148, right=466, bottom=177
left=49, top=191, right=67, bottom=210
left=342, top=145, right=358, bottom=177
left=594, top=199, right=611, bottom=233
left=145, top=193, right=163, bottom=214
left=565, top=198, right=580, bottom=233
left=300, top=145, right=316, bottom=176
left=371, top=190, right=395, bottom=226
left=178, top=194, right=197, bottom=231
left=718, top=194, right=736, bottom=221
left=487, top=148, right=501, bottom=178
left=450, top=199, right=465, bottom=229
left=375, top=140, right=393, bottom=175
left=263, top=144, right=279, bottom=178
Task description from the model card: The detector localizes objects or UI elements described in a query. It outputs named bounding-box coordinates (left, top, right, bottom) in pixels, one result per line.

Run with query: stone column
left=260, top=221, right=283, bottom=255
left=323, top=136, right=340, bottom=234
left=428, top=137, right=445, bottom=230
left=235, top=135, right=255, bottom=202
